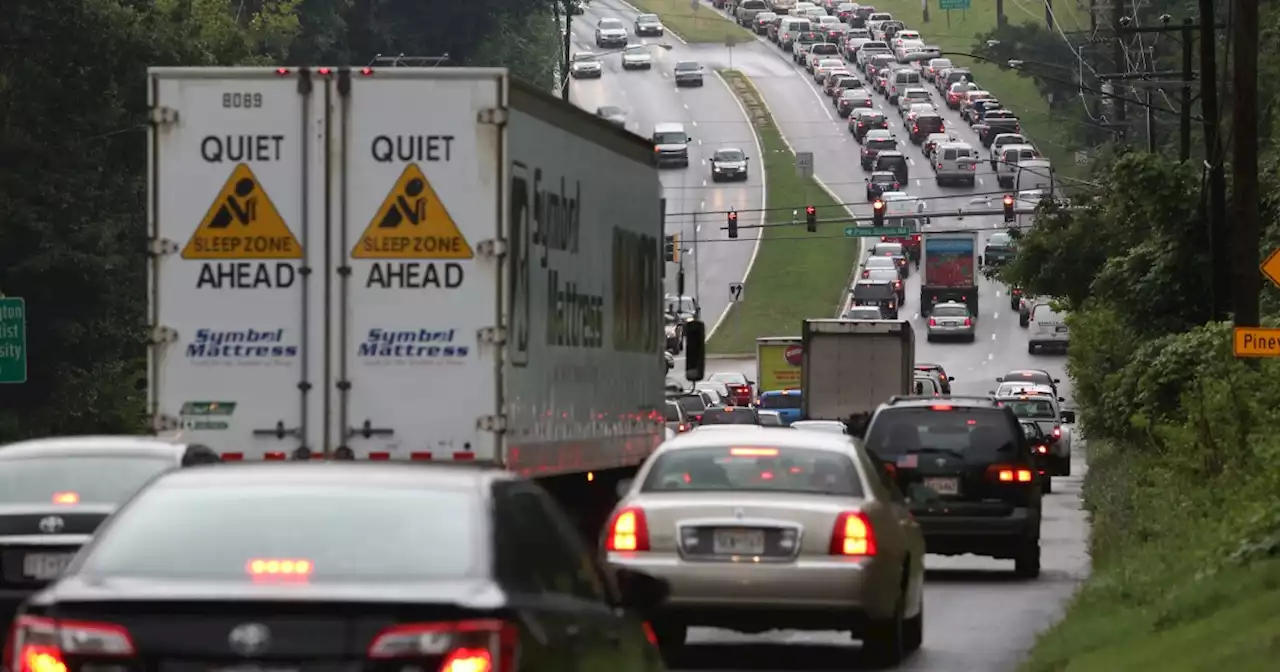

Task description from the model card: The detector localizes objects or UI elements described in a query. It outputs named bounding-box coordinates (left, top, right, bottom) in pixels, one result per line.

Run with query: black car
left=864, top=267, right=905, bottom=302
left=698, top=406, right=761, bottom=425
left=673, top=392, right=710, bottom=426
left=860, top=136, right=898, bottom=169
left=979, top=111, right=1021, bottom=146
left=983, top=232, right=1016, bottom=266
left=909, top=113, right=945, bottom=144
left=997, top=369, right=1063, bottom=397
left=914, top=362, right=954, bottom=394
left=863, top=396, right=1043, bottom=577
left=1018, top=420, right=1054, bottom=493
left=0, top=437, right=221, bottom=616
left=852, top=280, right=899, bottom=318
left=850, top=110, right=890, bottom=141
left=10, top=463, right=669, bottom=672
left=874, top=151, right=909, bottom=184
left=865, top=170, right=900, bottom=200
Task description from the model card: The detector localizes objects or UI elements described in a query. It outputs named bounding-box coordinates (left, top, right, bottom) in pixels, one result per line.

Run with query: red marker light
left=52, top=491, right=79, bottom=505
left=931, top=404, right=953, bottom=411
left=247, top=558, right=313, bottom=581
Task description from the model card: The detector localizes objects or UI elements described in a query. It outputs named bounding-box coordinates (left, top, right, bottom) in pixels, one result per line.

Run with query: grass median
left=625, top=0, right=752, bottom=44
left=874, top=0, right=1088, bottom=179
left=707, top=70, right=860, bottom=355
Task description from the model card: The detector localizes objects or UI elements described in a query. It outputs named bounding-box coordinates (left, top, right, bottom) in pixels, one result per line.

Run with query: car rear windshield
left=865, top=407, right=1022, bottom=462
left=812, top=44, right=838, bottom=54
left=700, top=408, right=759, bottom=425
left=1002, top=398, right=1056, bottom=419
left=642, top=446, right=864, bottom=496
left=676, top=395, right=708, bottom=414
left=916, top=117, right=944, bottom=131
left=759, top=394, right=802, bottom=410
left=664, top=403, right=683, bottom=421
left=877, top=155, right=907, bottom=169
left=853, top=283, right=894, bottom=300
left=932, top=305, right=968, bottom=317
left=867, top=139, right=896, bottom=151
left=709, top=373, right=748, bottom=386
left=654, top=132, right=687, bottom=144
left=77, top=484, right=481, bottom=581
left=0, top=455, right=174, bottom=505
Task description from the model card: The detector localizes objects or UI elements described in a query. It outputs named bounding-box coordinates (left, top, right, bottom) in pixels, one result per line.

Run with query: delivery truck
left=920, top=231, right=978, bottom=317
left=146, top=66, right=700, bottom=535
left=799, top=319, right=914, bottom=422
left=756, top=336, right=803, bottom=395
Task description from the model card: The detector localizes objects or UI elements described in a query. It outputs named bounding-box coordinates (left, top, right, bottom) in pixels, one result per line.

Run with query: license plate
left=712, top=529, right=765, bottom=555
left=1056, top=326, right=1068, bottom=333
left=22, top=552, right=74, bottom=580
left=922, top=477, right=959, bottom=496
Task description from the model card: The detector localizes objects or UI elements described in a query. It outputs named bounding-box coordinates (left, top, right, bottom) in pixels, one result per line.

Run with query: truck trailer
left=799, top=319, right=914, bottom=423
left=919, top=232, right=978, bottom=317
left=146, top=66, right=697, bottom=535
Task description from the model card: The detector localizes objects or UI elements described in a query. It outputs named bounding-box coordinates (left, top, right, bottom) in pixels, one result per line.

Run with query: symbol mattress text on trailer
left=352, top=163, right=473, bottom=259
left=182, top=163, right=301, bottom=259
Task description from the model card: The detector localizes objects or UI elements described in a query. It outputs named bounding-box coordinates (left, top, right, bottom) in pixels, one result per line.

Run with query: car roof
left=149, top=461, right=515, bottom=489
left=656, top=426, right=857, bottom=455
left=760, top=389, right=801, bottom=396
left=0, top=435, right=191, bottom=461
left=877, top=150, right=905, bottom=157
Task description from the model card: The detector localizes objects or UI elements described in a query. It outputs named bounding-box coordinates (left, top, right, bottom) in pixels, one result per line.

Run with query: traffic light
left=663, top=234, right=675, bottom=261
left=727, top=210, right=739, bottom=239
left=1002, top=194, right=1015, bottom=222
left=872, top=199, right=885, bottom=227
left=805, top=205, right=817, bottom=232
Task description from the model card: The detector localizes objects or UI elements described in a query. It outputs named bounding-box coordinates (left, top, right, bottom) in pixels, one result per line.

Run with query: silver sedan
left=602, top=428, right=925, bottom=664
left=926, top=300, right=976, bottom=342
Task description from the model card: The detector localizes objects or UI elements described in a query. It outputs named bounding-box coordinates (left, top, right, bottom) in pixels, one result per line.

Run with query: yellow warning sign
left=352, top=163, right=473, bottom=259
left=182, top=163, right=301, bottom=259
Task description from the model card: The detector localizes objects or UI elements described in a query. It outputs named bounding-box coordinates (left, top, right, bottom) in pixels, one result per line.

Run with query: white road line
left=700, top=200, right=706, bottom=209
left=702, top=179, right=708, bottom=187
left=691, top=120, right=698, bottom=126
left=993, top=312, right=1000, bottom=319
left=991, top=333, right=998, bottom=340
left=701, top=159, right=707, bottom=165
left=683, top=103, right=689, bottom=109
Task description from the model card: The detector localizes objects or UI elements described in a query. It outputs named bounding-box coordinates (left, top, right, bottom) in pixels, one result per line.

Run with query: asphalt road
left=619, top=2, right=1094, bottom=669
left=567, top=0, right=766, bottom=333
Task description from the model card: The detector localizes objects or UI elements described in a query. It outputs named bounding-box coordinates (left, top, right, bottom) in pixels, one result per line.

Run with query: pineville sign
left=1233, top=249, right=1280, bottom=358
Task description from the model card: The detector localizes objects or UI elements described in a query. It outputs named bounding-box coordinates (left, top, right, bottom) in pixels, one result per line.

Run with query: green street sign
left=845, top=226, right=910, bottom=237
left=0, top=297, right=27, bottom=384
left=940, top=0, right=971, bottom=10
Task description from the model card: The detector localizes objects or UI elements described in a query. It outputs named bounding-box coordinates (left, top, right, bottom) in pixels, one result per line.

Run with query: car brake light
left=964, top=318, right=972, bottom=326
left=678, top=423, right=688, bottom=432
left=51, top=491, right=79, bottom=505
left=367, top=619, right=518, bottom=671
left=606, top=507, right=650, bottom=551
left=1035, top=444, right=1048, bottom=454
left=10, top=615, right=136, bottom=672
left=693, top=414, right=702, bottom=422
left=928, top=318, right=937, bottom=326
left=987, top=465, right=1035, bottom=483
left=913, top=125, right=918, bottom=133
left=1053, top=426, right=1062, bottom=439
left=829, top=511, right=877, bottom=556
left=731, top=447, right=779, bottom=457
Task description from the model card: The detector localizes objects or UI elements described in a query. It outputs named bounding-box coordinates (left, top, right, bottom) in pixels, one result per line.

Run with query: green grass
left=874, top=0, right=1090, bottom=180
left=706, top=70, right=860, bottom=355
left=625, top=0, right=752, bottom=44
left=1023, top=557, right=1280, bottom=672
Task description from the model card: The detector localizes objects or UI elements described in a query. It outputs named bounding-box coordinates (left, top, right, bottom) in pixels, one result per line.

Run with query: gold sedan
left=601, top=428, right=926, bottom=665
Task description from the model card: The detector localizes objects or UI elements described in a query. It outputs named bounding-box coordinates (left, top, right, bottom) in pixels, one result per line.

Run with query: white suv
left=1028, top=302, right=1068, bottom=353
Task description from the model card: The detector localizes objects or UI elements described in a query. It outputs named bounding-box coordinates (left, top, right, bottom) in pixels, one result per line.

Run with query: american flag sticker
left=897, top=454, right=919, bottom=468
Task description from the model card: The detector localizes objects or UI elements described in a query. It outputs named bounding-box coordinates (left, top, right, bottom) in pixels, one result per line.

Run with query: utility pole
left=1232, top=0, right=1260, bottom=328
left=560, top=1, right=572, bottom=102
left=1199, top=0, right=1229, bottom=321
left=1045, top=0, right=1054, bottom=32
left=1111, top=0, right=1127, bottom=139
left=997, top=0, right=1006, bottom=27
left=1180, top=18, right=1194, bottom=162
left=1089, top=0, right=1097, bottom=32
left=1145, top=40, right=1156, bottom=153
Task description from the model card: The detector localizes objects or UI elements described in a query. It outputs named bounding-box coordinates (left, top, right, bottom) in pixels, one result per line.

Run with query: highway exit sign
left=940, top=0, right=972, bottom=9
left=0, top=297, right=27, bottom=384
left=846, top=226, right=909, bottom=237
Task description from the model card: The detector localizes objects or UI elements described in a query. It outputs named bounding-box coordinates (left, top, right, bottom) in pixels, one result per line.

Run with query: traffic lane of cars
left=567, top=12, right=763, bottom=326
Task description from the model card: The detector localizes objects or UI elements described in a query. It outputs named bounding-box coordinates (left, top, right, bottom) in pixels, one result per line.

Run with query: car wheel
left=1019, top=316, right=1029, bottom=328
left=1042, top=477, right=1053, bottom=494
left=861, top=588, right=907, bottom=665
left=903, top=591, right=924, bottom=653
left=1014, top=537, right=1042, bottom=578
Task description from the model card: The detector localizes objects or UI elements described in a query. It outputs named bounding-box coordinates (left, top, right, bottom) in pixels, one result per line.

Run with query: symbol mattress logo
left=185, top=329, right=298, bottom=363
left=357, top=328, right=470, bottom=363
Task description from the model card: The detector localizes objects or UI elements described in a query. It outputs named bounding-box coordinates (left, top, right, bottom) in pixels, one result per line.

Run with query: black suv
left=861, top=396, right=1042, bottom=577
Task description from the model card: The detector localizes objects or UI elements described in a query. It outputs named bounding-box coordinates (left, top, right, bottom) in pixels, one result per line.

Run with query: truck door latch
left=253, top=421, right=301, bottom=440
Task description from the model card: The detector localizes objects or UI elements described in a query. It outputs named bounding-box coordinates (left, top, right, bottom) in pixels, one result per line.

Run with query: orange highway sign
left=1233, top=327, right=1280, bottom=358
left=1261, top=249, right=1280, bottom=288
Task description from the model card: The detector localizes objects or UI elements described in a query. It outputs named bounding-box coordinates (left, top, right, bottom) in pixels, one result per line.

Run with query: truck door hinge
left=148, top=238, right=180, bottom=257
left=476, top=415, right=508, bottom=432
left=148, top=106, right=179, bottom=126
left=150, top=326, right=179, bottom=345
left=252, top=421, right=302, bottom=440
left=347, top=419, right=394, bottom=439
left=477, top=108, right=508, bottom=126
left=477, top=326, right=506, bottom=345
left=475, top=239, right=507, bottom=258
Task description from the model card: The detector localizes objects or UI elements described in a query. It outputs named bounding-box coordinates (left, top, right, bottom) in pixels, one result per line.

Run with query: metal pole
left=1198, top=0, right=1229, bottom=321
left=1045, top=0, right=1054, bottom=31
left=561, top=2, right=571, bottom=102
left=996, top=0, right=1006, bottom=27
left=1180, top=18, right=1194, bottom=162
left=692, top=210, right=701, bottom=301
left=1111, top=1, right=1127, bottom=139
left=1145, top=89, right=1156, bottom=152
left=1231, top=0, right=1260, bottom=328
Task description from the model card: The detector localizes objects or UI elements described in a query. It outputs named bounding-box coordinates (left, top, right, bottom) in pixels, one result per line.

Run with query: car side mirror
left=987, top=389, right=996, bottom=395
left=684, top=320, right=706, bottom=382
left=995, top=377, right=1004, bottom=382
left=614, top=567, right=670, bottom=613
left=1061, top=410, right=1076, bottom=424
left=1053, top=378, right=1061, bottom=384
left=948, top=376, right=955, bottom=381
left=615, top=478, right=634, bottom=498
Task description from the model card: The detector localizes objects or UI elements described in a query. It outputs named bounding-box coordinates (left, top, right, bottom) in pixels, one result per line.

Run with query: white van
left=778, top=17, right=812, bottom=50
left=996, top=144, right=1040, bottom=187
left=934, top=142, right=978, bottom=187
left=888, top=68, right=922, bottom=105
left=1016, top=158, right=1054, bottom=193
left=1029, top=302, right=1069, bottom=353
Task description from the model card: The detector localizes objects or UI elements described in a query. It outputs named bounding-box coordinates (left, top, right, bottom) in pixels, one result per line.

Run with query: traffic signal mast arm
left=717, top=206, right=1048, bottom=233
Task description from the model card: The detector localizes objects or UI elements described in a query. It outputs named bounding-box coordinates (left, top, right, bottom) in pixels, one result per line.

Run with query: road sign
left=1261, top=249, right=1280, bottom=288
left=1233, top=327, right=1280, bottom=358
left=939, top=0, right=971, bottom=9
left=729, top=282, right=744, bottom=302
left=0, top=297, right=27, bottom=384
left=795, top=152, right=814, bottom=179
left=846, top=226, right=909, bottom=237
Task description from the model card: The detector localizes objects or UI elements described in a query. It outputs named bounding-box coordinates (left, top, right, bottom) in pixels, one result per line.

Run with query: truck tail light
left=367, top=619, right=518, bottom=672
left=606, top=507, right=650, bottom=552
left=987, top=465, right=1034, bottom=483
left=9, top=616, right=136, bottom=672
left=829, top=511, right=877, bottom=556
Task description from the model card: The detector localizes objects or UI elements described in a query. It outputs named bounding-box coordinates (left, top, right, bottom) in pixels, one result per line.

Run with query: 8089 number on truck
left=223, top=92, right=264, bottom=108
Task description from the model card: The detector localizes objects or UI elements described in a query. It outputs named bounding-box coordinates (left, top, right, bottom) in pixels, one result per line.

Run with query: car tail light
left=913, top=124, right=918, bottom=133
left=894, top=281, right=901, bottom=289
left=9, top=616, right=136, bottom=672
left=693, top=414, right=702, bottom=422
left=367, top=619, right=518, bottom=671
left=829, top=511, right=877, bottom=556
left=928, top=318, right=937, bottom=326
left=881, top=236, right=887, bottom=241
left=862, top=270, right=870, bottom=278
left=1052, top=426, right=1062, bottom=440
left=964, top=318, right=972, bottom=326
left=1034, top=444, right=1048, bottom=454
left=605, top=507, right=650, bottom=552
left=938, top=163, right=943, bottom=170
left=987, top=465, right=1035, bottom=483
left=1013, top=288, right=1022, bottom=295
left=678, top=423, right=688, bottom=432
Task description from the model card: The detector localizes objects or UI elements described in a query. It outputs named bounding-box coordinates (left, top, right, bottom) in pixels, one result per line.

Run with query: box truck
left=919, top=232, right=978, bottom=317
left=799, top=319, right=914, bottom=422
left=146, top=66, right=701, bottom=533
left=756, top=336, right=803, bottom=395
